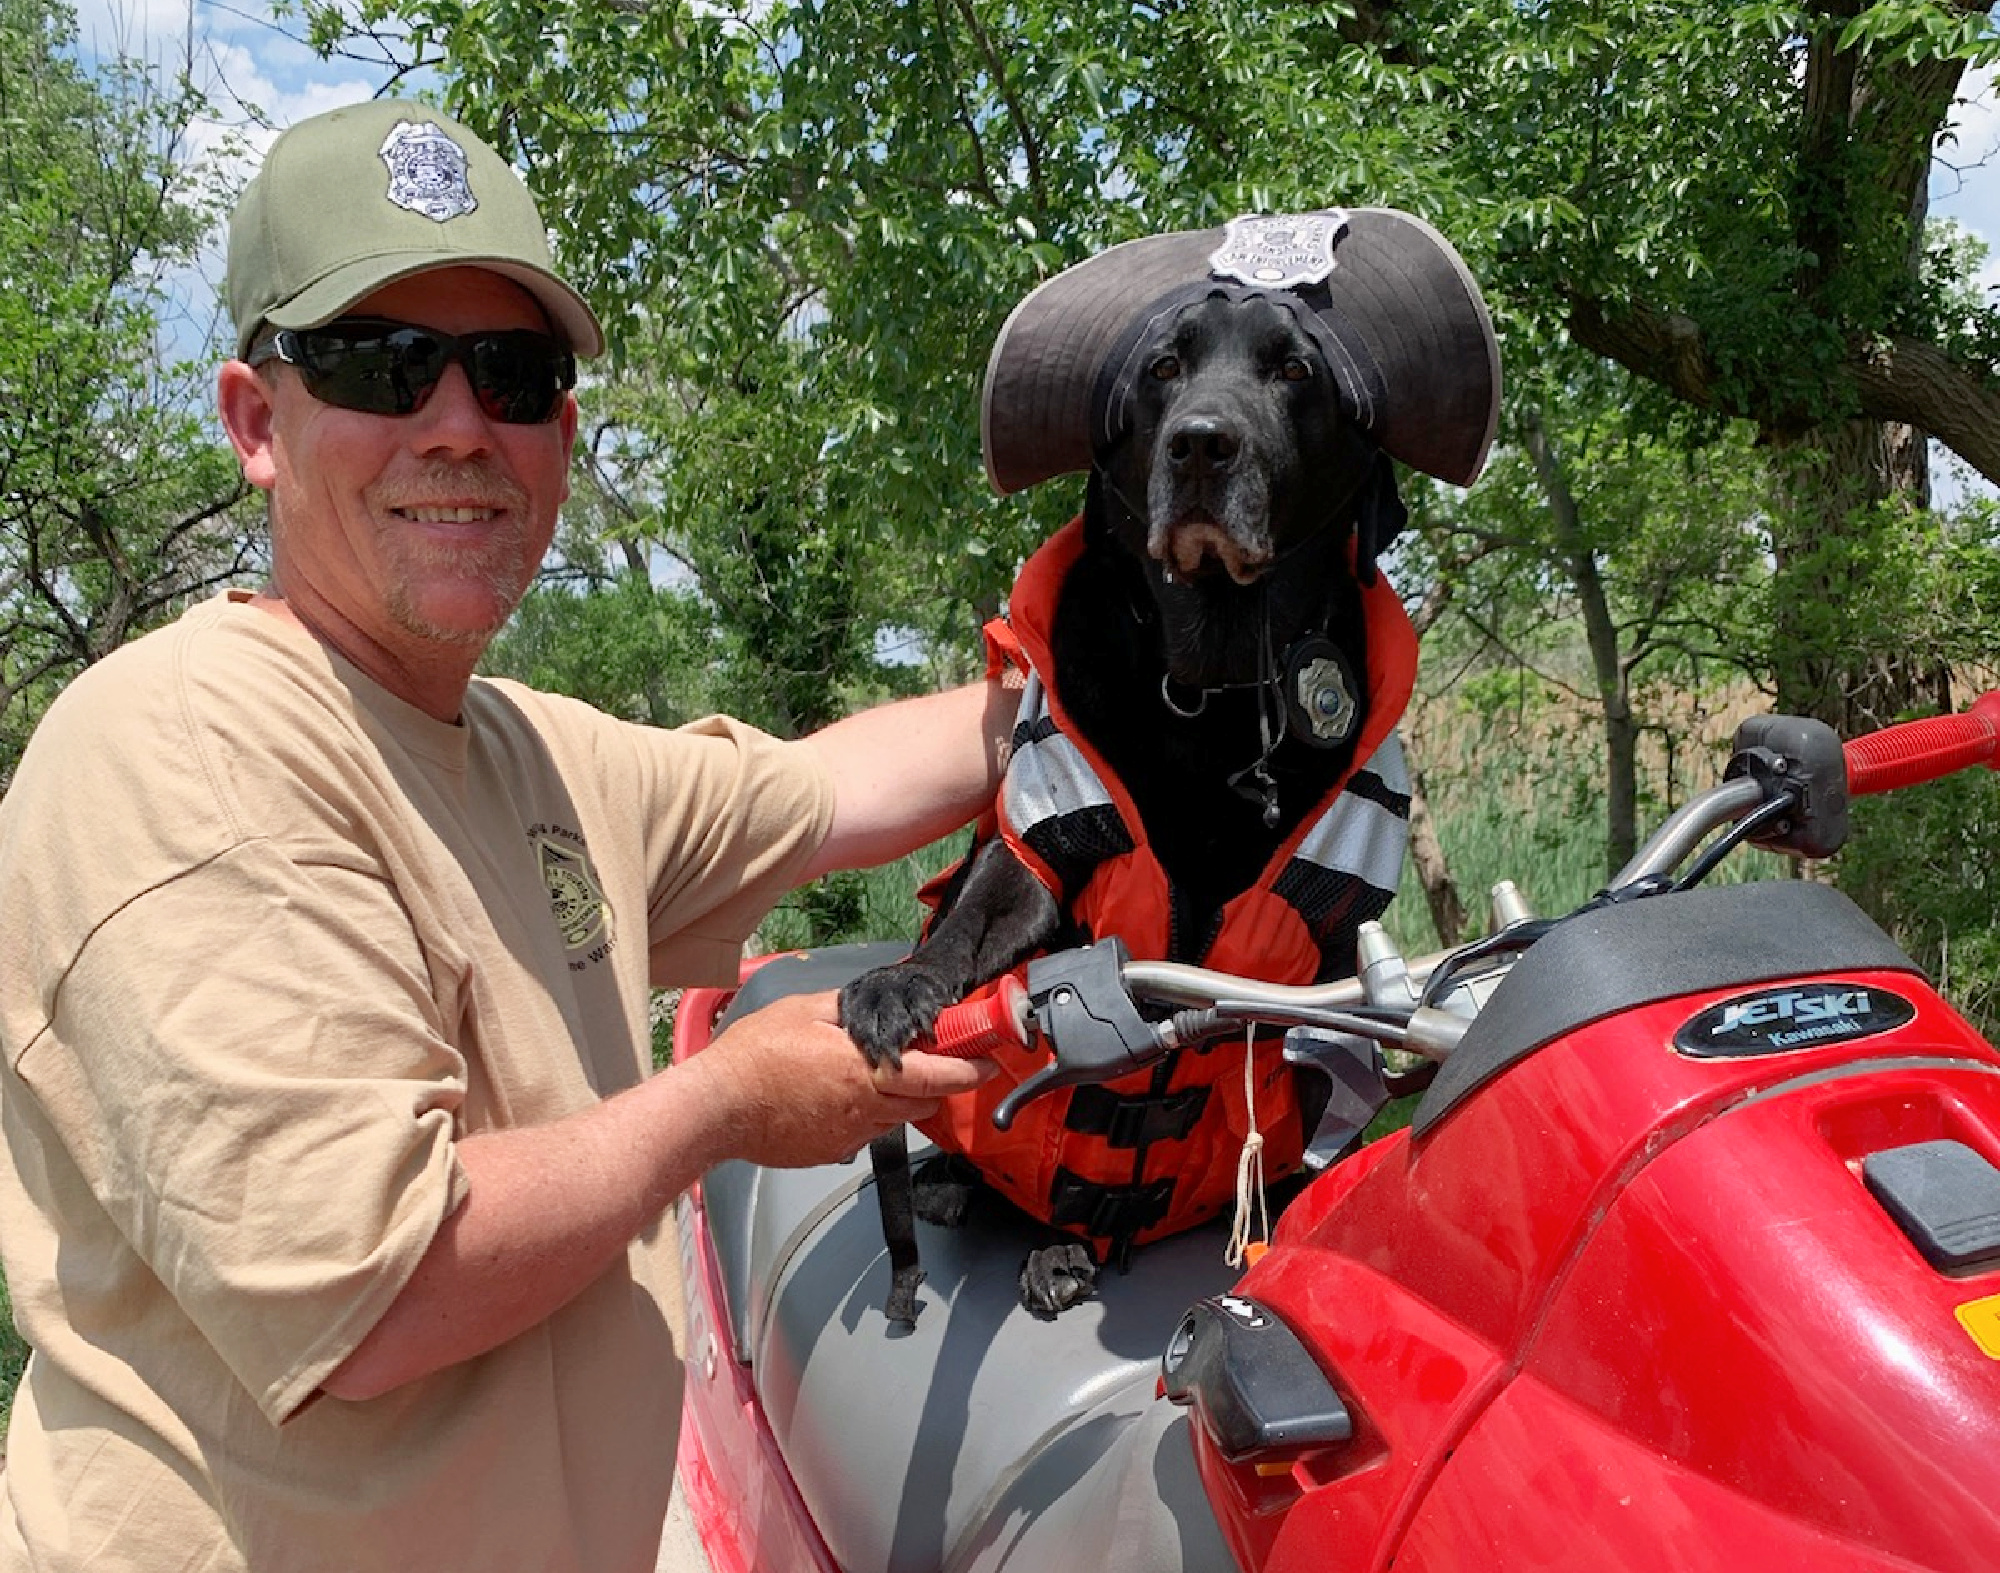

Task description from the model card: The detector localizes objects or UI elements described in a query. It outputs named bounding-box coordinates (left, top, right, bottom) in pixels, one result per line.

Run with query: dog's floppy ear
left=1354, top=450, right=1407, bottom=588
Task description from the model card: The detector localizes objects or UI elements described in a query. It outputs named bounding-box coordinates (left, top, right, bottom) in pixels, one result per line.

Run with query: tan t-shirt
left=0, top=592, right=834, bottom=1572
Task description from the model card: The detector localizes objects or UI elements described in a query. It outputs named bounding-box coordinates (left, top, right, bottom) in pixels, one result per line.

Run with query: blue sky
left=73, top=0, right=404, bottom=146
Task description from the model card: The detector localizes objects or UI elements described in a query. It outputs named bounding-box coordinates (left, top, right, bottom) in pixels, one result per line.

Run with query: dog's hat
left=981, top=207, right=1500, bottom=496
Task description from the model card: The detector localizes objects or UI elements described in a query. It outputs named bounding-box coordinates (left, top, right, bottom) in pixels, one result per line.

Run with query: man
left=0, top=100, right=1004, bottom=1572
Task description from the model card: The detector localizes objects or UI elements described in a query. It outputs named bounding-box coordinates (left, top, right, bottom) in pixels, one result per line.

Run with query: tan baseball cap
left=226, top=99, right=604, bottom=361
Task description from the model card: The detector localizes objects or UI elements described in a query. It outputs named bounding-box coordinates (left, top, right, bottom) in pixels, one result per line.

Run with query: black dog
left=840, top=287, right=1413, bottom=1323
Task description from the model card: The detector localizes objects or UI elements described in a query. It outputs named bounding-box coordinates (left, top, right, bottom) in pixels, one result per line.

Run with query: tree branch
left=1567, top=293, right=2000, bottom=484
left=1846, top=333, right=2000, bottom=482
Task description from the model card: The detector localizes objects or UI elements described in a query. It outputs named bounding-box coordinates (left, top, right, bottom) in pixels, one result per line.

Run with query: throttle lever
left=991, top=938, right=1165, bottom=1130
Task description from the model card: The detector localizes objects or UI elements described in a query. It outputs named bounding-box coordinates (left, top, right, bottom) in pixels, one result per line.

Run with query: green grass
left=1386, top=756, right=1791, bottom=959
left=753, top=833, right=972, bottom=955
left=1383, top=681, right=1795, bottom=957
left=0, top=1272, right=24, bottom=1445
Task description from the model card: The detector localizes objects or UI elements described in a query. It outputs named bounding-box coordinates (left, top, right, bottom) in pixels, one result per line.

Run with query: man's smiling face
left=253, top=266, right=575, bottom=656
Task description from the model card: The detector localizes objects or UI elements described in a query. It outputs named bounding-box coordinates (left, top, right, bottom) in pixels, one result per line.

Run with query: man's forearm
left=320, top=1051, right=734, bottom=1403
left=321, top=991, right=994, bottom=1404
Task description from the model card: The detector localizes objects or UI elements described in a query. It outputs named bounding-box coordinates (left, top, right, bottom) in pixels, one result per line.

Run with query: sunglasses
left=249, top=317, right=577, bottom=425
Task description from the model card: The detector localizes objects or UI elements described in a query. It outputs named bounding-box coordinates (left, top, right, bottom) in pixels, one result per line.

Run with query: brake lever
left=992, top=939, right=1167, bottom=1130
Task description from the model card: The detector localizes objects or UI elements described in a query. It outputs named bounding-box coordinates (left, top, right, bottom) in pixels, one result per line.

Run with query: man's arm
left=323, top=990, right=992, bottom=1402
left=328, top=679, right=1014, bottom=1402
left=799, top=678, right=1014, bottom=879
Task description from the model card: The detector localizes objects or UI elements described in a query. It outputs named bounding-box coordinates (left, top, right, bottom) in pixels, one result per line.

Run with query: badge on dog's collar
left=1209, top=212, right=1349, bottom=290
left=1285, top=639, right=1360, bottom=749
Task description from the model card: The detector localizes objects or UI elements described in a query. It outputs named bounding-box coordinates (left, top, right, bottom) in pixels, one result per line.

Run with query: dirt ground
left=656, top=1471, right=714, bottom=1573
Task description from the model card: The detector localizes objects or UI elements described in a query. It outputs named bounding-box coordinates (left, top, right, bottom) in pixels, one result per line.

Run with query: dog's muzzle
left=1150, top=518, right=1271, bottom=586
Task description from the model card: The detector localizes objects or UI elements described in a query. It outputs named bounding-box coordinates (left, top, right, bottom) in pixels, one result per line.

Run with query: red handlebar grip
left=925, top=975, right=1030, bottom=1059
left=1844, top=691, right=2000, bottom=797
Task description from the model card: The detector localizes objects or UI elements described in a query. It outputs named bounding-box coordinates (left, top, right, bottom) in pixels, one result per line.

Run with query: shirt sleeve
left=15, top=839, right=469, bottom=1424
left=632, top=716, right=836, bottom=987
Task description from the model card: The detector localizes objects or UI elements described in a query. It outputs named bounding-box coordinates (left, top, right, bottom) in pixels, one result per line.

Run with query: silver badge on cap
left=379, top=120, right=479, bottom=223
left=1208, top=211, right=1349, bottom=289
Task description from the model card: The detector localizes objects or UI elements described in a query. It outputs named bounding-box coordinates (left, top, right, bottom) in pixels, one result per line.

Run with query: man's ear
left=558, top=389, right=578, bottom=506
left=217, top=359, right=279, bottom=491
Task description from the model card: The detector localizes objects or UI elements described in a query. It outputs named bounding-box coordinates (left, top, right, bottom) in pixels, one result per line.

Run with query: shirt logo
left=1209, top=211, right=1349, bottom=290
left=534, top=833, right=612, bottom=953
left=379, top=121, right=479, bottom=223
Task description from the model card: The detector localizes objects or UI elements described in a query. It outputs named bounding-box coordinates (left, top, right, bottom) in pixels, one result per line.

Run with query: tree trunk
left=1520, top=407, right=1641, bottom=874
left=1764, top=415, right=1947, bottom=736
left=1404, top=573, right=1469, bottom=945
left=1406, top=761, right=1468, bottom=946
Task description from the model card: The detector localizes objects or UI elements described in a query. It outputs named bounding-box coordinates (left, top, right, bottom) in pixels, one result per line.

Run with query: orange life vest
left=916, top=518, right=1418, bottom=1254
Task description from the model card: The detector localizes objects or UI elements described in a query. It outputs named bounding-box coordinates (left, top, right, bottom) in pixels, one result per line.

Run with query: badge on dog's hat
left=1208, top=213, right=1344, bottom=289
left=981, top=206, right=1500, bottom=496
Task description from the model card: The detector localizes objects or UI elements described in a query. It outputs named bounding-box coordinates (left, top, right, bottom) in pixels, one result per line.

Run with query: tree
left=1411, top=356, right=1772, bottom=873
left=306, top=1, right=1999, bottom=697
left=298, top=0, right=2000, bottom=977
left=0, top=0, right=261, bottom=787
left=1391, top=0, right=2000, bottom=731
left=288, top=0, right=1477, bottom=691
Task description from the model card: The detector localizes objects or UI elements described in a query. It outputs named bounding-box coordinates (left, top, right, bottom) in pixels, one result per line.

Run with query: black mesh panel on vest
left=1019, top=804, right=1135, bottom=903
left=1271, top=861, right=1396, bottom=981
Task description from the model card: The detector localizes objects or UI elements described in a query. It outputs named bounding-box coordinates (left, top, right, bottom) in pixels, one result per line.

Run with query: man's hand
left=691, top=989, right=996, bottom=1169
left=325, top=988, right=991, bottom=1402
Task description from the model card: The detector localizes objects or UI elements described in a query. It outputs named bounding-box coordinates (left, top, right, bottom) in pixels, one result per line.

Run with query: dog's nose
left=1166, top=417, right=1240, bottom=476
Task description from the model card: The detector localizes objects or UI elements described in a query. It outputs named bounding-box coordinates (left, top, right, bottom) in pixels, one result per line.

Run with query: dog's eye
left=1281, top=356, right=1314, bottom=383
left=1150, top=354, right=1181, bottom=381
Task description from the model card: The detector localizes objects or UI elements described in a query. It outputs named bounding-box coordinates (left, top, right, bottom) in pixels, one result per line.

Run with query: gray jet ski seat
left=693, top=943, right=1241, bottom=1573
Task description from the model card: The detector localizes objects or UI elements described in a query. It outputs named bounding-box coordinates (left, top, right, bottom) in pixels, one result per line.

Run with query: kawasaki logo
left=1675, top=982, right=1916, bottom=1058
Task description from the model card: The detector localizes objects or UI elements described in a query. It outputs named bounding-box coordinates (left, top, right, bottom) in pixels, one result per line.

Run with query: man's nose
left=409, top=362, right=495, bottom=452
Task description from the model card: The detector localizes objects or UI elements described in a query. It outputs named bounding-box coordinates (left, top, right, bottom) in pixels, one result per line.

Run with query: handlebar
left=927, top=975, right=1030, bottom=1058
left=922, top=693, right=2000, bottom=1122
left=1844, top=690, right=2000, bottom=796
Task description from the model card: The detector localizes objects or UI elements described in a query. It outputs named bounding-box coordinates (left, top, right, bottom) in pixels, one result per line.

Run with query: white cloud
left=67, top=0, right=200, bottom=62
left=191, top=36, right=382, bottom=167
left=69, top=1, right=392, bottom=141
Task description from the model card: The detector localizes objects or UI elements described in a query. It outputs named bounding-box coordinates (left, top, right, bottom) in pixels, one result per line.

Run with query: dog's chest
left=1045, top=569, right=1359, bottom=953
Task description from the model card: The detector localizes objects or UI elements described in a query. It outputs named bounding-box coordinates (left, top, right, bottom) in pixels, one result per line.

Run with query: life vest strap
left=1047, top=1168, right=1176, bottom=1242
left=1063, top=1084, right=1212, bottom=1149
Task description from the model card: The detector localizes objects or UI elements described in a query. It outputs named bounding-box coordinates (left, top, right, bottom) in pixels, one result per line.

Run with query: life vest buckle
left=1047, top=1168, right=1176, bottom=1242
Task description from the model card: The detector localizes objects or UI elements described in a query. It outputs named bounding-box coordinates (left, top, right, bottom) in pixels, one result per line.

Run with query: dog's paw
left=1019, top=1241, right=1099, bottom=1318
left=911, top=1152, right=983, bottom=1228
left=837, top=962, right=957, bottom=1070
